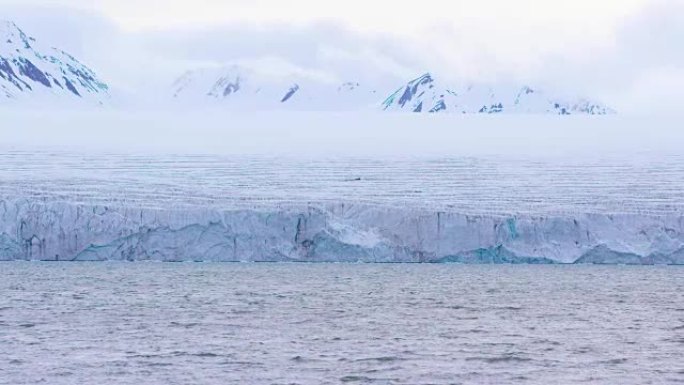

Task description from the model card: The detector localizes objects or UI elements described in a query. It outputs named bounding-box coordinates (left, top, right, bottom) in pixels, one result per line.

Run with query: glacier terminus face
left=2, top=200, right=684, bottom=264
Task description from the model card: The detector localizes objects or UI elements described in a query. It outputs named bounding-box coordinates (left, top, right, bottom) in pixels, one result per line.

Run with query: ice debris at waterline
left=1, top=200, right=683, bottom=264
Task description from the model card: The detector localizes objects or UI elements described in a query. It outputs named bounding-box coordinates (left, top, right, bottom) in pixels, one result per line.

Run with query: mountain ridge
left=381, top=73, right=613, bottom=115
left=0, top=20, right=109, bottom=104
left=173, top=67, right=614, bottom=114
left=0, top=20, right=613, bottom=114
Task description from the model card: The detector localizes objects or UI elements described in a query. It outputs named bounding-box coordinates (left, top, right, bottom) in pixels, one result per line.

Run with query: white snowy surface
left=1, top=149, right=683, bottom=216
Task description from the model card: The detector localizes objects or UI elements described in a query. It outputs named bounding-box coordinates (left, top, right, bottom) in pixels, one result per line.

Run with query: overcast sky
left=2, top=0, right=683, bottom=113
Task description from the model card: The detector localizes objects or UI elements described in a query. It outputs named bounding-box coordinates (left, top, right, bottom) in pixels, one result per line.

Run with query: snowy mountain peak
left=0, top=20, right=109, bottom=104
left=382, top=72, right=448, bottom=113
left=173, top=65, right=305, bottom=106
left=172, top=66, right=613, bottom=114
left=382, top=73, right=613, bottom=115
left=172, top=65, right=382, bottom=111
left=1, top=20, right=33, bottom=51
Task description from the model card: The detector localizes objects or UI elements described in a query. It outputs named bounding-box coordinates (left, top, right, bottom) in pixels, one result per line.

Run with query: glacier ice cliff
left=1, top=199, right=683, bottom=264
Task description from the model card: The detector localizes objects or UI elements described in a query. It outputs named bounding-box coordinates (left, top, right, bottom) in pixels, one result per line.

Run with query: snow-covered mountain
left=173, top=67, right=613, bottom=114
left=0, top=19, right=612, bottom=114
left=0, top=20, right=109, bottom=105
left=382, top=73, right=613, bottom=115
left=172, top=65, right=381, bottom=111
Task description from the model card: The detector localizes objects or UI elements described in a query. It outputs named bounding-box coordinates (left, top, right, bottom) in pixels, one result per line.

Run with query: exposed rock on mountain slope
left=173, top=67, right=613, bottom=114
left=172, top=65, right=380, bottom=111
left=382, top=73, right=613, bottom=115
left=0, top=20, right=109, bottom=104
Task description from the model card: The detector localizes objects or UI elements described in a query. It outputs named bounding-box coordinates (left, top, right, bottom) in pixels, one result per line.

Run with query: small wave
left=143, top=362, right=174, bottom=367
left=573, top=346, right=595, bottom=354
left=340, top=375, right=397, bottom=383
left=466, top=355, right=532, bottom=363
left=354, top=356, right=402, bottom=363
left=169, top=321, right=200, bottom=328
left=596, top=358, right=628, bottom=365
left=497, top=306, right=524, bottom=311
left=18, top=323, right=36, bottom=328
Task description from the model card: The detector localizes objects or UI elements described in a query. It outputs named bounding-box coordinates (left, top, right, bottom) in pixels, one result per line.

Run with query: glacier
left=1, top=199, right=683, bottom=264
left=2, top=113, right=682, bottom=265
left=1, top=146, right=683, bottom=265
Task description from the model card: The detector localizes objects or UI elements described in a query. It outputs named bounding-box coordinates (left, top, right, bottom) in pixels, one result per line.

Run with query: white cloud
left=86, top=0, right=647, bottom=33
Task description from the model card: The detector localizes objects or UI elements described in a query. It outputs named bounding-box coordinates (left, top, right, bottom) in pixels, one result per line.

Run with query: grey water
left=0, top=263, right=682, bottom=385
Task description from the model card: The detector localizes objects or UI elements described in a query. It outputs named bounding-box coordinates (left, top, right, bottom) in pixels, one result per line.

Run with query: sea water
left=0, top=263, right=682, bottom=384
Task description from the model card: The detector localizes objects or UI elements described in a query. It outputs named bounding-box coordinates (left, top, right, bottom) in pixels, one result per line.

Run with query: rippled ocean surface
left=1, top=263, right=682, bottom=385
